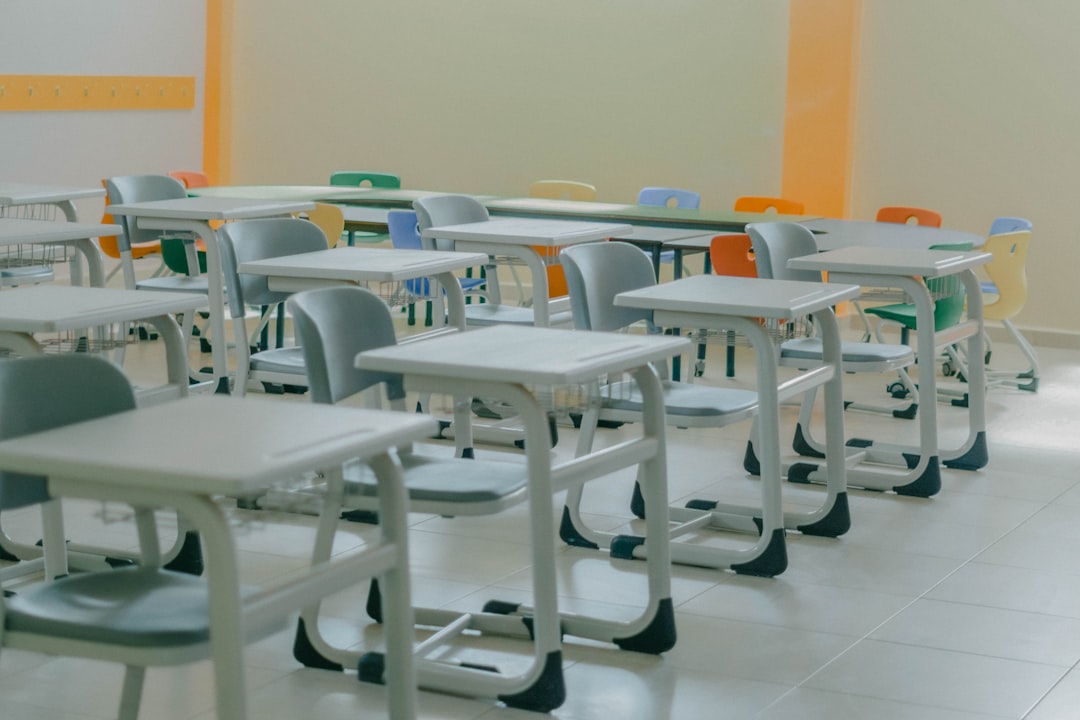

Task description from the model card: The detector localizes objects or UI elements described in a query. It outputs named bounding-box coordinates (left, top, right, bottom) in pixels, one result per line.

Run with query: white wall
left=854, top=1, right=1079, bottom=340
left=228, top=0, right=790, bottom=208
left=0, top=1, right=206, bottom=222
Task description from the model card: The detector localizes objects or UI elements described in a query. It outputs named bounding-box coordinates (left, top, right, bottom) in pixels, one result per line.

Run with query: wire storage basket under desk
left=0, top=203, right=70, bottom=287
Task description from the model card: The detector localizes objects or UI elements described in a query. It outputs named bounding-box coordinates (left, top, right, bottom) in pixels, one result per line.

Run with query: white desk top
left=802, top=219, right=985, bottom=251
left=357, top=324, right=689, bottom=386
left=610, top=227, right=713, bottom=244
left=615, top=275, right=861, bottom=320
left=0, top=395, right=437, bottom=496
left=239, top=247, right=490, bottom=283
left=0, top=285, right=206, bottom=333
left=0, top=183, right=105, bottom=206
left=422, top=218, right=633, bottom=247
left=339, top=205, right=392, bottom=224
left=108, top=197, right=315, bottom=221
left=788, top=246, right=992, bottom=277
left=0, top=218, right=121, bottom=243
left=485, top=198, right=633, bottom=214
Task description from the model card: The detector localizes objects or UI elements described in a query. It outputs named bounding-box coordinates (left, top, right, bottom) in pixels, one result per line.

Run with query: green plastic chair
left=329, top=171, right=401, bottom=245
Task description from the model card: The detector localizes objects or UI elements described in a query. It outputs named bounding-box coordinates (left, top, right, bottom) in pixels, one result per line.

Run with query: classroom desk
left=614, top=275, right=859, bottom=575
left=352, top=324, right=686, bottom=710
left=107, top=197, right=315, bottom=393
left=0, top=395, right=432, bottom=720
left=0, top=182, right=104, bottom=222
left=607, top=226, right=713, bottom=279
left=788, top=246, right=991, bottom=497
left=0, top=218, right=115, bottom=288
left=420, top=217, right=631, bottom=326
left=802, top=218, right=985, bottom=251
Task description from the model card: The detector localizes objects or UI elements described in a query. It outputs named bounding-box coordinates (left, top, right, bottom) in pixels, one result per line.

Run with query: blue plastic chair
left=386, top=209, right=485, bottom=326
left=637, top=187, right=702, bottom=268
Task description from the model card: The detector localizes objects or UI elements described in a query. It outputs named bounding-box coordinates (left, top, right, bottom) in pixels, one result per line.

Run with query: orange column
left=203, top=0, right=232, bottom=184
left=781, top=0, right=862, bottom=219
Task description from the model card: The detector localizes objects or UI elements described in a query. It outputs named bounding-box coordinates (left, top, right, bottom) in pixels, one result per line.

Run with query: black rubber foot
left=943, top=431, right=989, bottom=471
left=482, top=599, right=522, bottom=615
left=461, top=447, right=475, bottom=459
left=894, top=456, right=942, bottom=498
left=796, top=492, right=851, bottom=537
left=731, top=528, right=788, bottom=577
left=0, top=544, right=20, bottom=562
left=341, top=509, right=379, bottom=524
left=792, top=424, right=825, bottom=458
left=282, top=384, right=307, bottom=395
left=104, top=556, right=137, bottom=568
left=610, top=534, right=646, bottom=560
left=260, top=382, right=285, bottom=395
left=366, top=579, right=382, bottom=623
left=293, top=618, right=344, bottom=671
left=629, top=481, right=646, bottom=519
left=357, top=652, right=385, bottom=683
left=199, top=338, right=212, bottom=354
left=892, top=403, right=918, bottom=420
left=786, top=462, right=818, bottom=485
left=214, top=376, right=231, bottom=395
left=743, top=441, right=760, bottom=476
left=614, top=597, right=676, bottom=654
left=163, top=531, right=204, bottom=576
left=559, top=506, right=599, bottom=549
left=685, top=498, right=718, bottom=511
left=498, top=651, right=566, bottom=713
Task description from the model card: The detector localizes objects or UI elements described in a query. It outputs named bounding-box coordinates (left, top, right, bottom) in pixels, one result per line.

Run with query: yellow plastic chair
left=980, top=229, right=1038, bottom=391
left=296, top=202, right=345, bottom=248
left=734, top=196, right=806, bottom=215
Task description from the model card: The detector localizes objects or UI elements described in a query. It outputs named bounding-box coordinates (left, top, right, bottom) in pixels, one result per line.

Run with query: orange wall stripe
left=781, top=0, right=862, bottom=219
left=203, top=0, right=232, bottom=184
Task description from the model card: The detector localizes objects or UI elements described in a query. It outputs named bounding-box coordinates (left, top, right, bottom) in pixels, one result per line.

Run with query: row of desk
left=0, top=180, right=992, bottom=718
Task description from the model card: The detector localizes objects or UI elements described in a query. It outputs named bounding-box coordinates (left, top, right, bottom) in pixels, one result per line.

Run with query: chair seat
left=464, top=305, right=544, bottom=326
left=6, top=568, right=213, bottom=648
left=603, top=379, right=758, bottom=422
left=249, top=346, right=306, bottom=374
left=136, top=275, right=210, bottom=296
left=864, top=302, right=918, bottom=329
left=780, top=338, right=915, bottom=369
left=345, top=453, right=528, bottom=506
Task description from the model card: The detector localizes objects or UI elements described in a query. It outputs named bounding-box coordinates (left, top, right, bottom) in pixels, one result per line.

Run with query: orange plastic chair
left=98, top=179, right=163, bottom=281
left=527, top=181, right=599, bottom=299
left=167, top=170, right=210, bottom=189
left=706, top=234, right=758, bottom=377
left=875, top=206, right=942, bottom=227
left=733, top=196, right=806, bottom=215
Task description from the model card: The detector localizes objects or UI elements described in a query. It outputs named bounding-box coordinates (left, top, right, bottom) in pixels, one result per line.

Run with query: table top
left=421, top=218, right=632, bottom=247
left=788, top=246, right=992, bottom=277
left=0, top=395, right=437, bottom=496
left=108, top=196, right=315, bottom=221
left=356, top=324, right=690, bottom=386
left=615, top=275, right=861, bottom=320
left=0, top=218, right=121, bottom=243
left=188, top=185, right=366, bottom=202
left=802, top=219, right=985, bottom=251
left=610, top=227, right=715, bottom=245
left=0, top=285, right=206, bottom=333
left=0, top=182, right=105, bottom=205
left=663, top=231, right=744, bottom=252
left=238, top=246, right=490, bottom=283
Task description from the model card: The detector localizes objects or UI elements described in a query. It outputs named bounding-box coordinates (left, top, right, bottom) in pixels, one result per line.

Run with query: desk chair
left=414, top=194, right=537, bottom=325
left=526, top=180, right=599, bottom=302
left=700, top=233, right=757, bottom=378
left=99, top=179, right=166, bottom=285
left=167, top=170, right=210, bottom=189
left=329, top=171, right=400, bottom=245
left=637, top=186, right=701, bottom=273
left=745, top=221, right=916, bottom=464
left=105, top=175, right=210, bottom=359
left=217, top=217, right=327, bottom=396
left=734, top=196, right=806, bottom=215
left=386, top=209, right=486, bottom=327
left=558, top=241, right=791, bottom=571
left=0, top=355, right=270, bottom=720
left=287, top=286, right=575, bottom=711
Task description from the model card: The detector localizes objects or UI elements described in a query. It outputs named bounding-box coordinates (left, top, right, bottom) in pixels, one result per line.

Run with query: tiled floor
left=1, top=313, right=1078, bottom=719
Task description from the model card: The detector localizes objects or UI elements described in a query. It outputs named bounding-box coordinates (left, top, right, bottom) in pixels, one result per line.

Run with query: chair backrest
left=560, top=241, right=656, bottom=332
left=218, top=217, right=330, bottom=316
left=989, top=216, right=1032, bottom=236
left=926, top=241, right=974, bottom=330
left=0, top=356, right=135, bottom=511
left=875, top=206, right=943, bottom=227
left=529, top=180, right=597, bottom=202
left=413, top=194, right=490, bottom=252
left=386, top=209, right=422, bottom=250
left=300, top=202, right=345, bottom=247
left=328, top=171, right=401, bottom=189
left=637, top=187, right=701, bottom=210
left=709, top=233, right=757, bottom=278
left=167, top=170, right=210, bottom=189
left=745, top=222, right=822, bottom=282
left=733, top=196, right=805, bottom=215
left=105, top=175, right=189, bottom=251
left=982, top=230, right=1031, bottom=321
left=288, top=286, right=405, bottom=405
